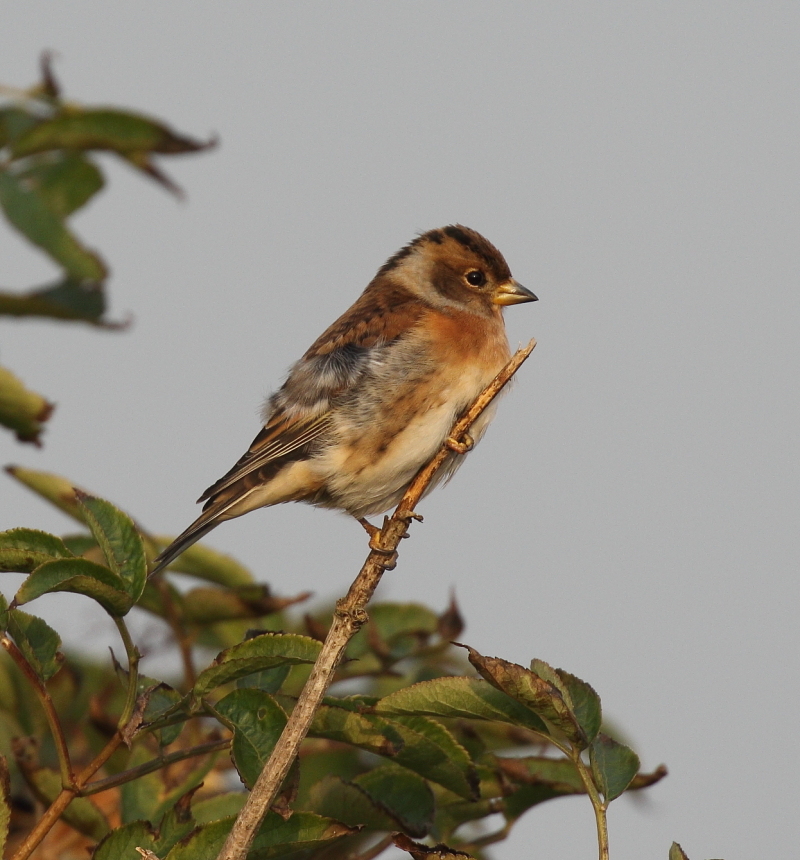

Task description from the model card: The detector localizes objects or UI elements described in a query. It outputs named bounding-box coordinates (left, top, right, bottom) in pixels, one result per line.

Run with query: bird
left=152, top=225, right=536, bottom=574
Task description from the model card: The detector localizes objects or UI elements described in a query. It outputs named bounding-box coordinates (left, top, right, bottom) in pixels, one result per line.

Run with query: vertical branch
left=215, top=338, right=536, bottom=860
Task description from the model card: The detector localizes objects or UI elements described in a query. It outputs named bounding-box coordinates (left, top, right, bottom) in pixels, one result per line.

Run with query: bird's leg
left=445, top=432, right=474, bottom=455
left=356, top=516, right=398, bottom=568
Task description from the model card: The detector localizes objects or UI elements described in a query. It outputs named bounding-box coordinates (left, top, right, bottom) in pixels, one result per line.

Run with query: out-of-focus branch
left=215, top=338, right=537, bottom=860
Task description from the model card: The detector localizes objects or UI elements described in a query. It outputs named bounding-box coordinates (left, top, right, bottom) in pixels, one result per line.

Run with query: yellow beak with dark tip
left=491, top=279, right=538, bottom=306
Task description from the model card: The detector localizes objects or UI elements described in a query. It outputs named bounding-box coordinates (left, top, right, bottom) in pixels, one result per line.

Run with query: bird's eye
left=466, top=270, right=486, bottom=287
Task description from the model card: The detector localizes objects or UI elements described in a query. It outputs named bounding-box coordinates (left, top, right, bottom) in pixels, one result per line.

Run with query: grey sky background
left=2, top=3, right=798, bottom=858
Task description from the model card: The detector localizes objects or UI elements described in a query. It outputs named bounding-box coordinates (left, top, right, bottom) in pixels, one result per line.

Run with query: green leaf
left=0, top=756, right=10, bottom=858
left=375, top=676, right=549, bottom=734
left=463, top=647, right=585, bottom=746
left=307, top=699, right=403, bottom=757
left=5, top=608, right=62, bottom=681
left=669, top=843, right=690, bottom=860
left=163, top=811, right=357, bottom=860
left=10, top=108, right=213, bottom=157
left=193, top=632, right=322, bottom=697
left=5, top=465, right=86, bottom=522
left=0, top=170, right=106, bottom=281
left=154, top=539, right=253, bottom=586
left=589, top=733, right=640, bottom=802
left=0, top=278, right=116, bottom=326
left=306, top=775, right=397, bottom=832
left=353, top=763, right=434, bottom=837
left=14, top=557, right=131, bottom=616
left=192, top=792, right=246, bottom=824
left=386, top=715, right=478, bottom=801
left=16, top=152, right=104, bottom=218
left=0, top=528, right=74, bottom=573
left=237, top=664, right=291, bottom=694
left=181, top=585, right=294, bottom=624
left=92, top=820, right=156, bottom=860
left=212, top=688, right=287, bottom=789
left=555, top=669, right=602, bottom=744
left=0, top=107, right=41, bottom=148
left=76, top=493, right=146, bottom=603
left=139, top=681, right=185, bottom=745
left=0, top=366, right=53, bottom=445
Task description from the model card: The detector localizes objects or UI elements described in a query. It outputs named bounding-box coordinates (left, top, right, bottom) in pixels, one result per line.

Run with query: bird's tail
left=149, top=512, right=220, bottom=577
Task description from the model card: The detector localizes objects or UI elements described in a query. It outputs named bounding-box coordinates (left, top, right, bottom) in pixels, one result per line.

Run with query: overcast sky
left=2, top=4, right=798, bottom=859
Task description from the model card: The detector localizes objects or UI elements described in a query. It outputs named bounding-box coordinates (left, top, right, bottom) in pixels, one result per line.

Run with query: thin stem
left=214, top=339, right=537, bottom=860
left=572, top=751, right=609, bottom=860
left=1, top=636, right=73, bottom=788
left=81, top=737, right=230, bottom=796
left=113, top=616, right=140, bottom=727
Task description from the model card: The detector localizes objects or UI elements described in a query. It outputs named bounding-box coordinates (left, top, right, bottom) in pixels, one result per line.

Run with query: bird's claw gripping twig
left=446, top=432, right=474, bottom=455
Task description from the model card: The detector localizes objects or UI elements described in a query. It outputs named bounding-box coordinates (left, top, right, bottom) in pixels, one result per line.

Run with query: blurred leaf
left=5, top=465, right=86, bottom=522
left=0, top=107, right=41, bottom=148
left=305, top=775, right=396, bottom=832
left=589, top=733, right=640, bottom=802
left=306, top=700, right=402, bottom=756
left=353, top=763, right=434, bottom=837
left=462, top=647, right=584, bottom=747
left=0, top=756, right=9, bottom=858
left=16, top=152, right=104, bottom=217
left=0, top=278, right=120, bottom=326
left=138, top=681, right=185, bottom=745
left=22, top=765, right=109, bottom=839
left=182, top=584, right=309, bottom=625
left=0, top=528, right=74, bottom=573
left=213, top=688, right=287, bottom=789
left=193, top=632, right=322, bottom=697
left=237, top=664, right=291, bottom=694
left=14, top=557, right=131, bottom=616
left=669, top=843, right=690, bottom=860
left=10, top=108, right=214, bottom=158
left=76, top=492, right=146, bottom=603
left=192, top=792, right=246, bottom=824
left=375, top=676, right=549, bottom=734
left=393, top=833, right=476, bottom=860
left=0, top=169, right=106, bottom=281
left=0, top=366, right=53, bottom=445
left=60, top=533, right=98, bottom=555
left=5, top=608, right=62, bottom=681
left=155, top=539, right=254, bottom=587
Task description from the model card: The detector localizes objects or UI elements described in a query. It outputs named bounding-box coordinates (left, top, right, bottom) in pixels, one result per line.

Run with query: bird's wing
left=198, top=280, right=425, bottom=504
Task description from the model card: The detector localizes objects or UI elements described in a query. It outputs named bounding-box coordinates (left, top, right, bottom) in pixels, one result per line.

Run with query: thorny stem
left=10, top=615, right=143, bottom=860
left=1, top=636, right=73, bottom=788
left=572, top=751, right=609, bottom=860
left=214, top=338, right=537, bottom=860
left=81, top=737, right=230, bottom=796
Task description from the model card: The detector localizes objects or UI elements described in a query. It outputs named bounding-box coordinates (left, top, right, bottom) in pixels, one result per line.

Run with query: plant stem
left=1, top=636, right=73, bottom=788
left=214, top=338, right=537, bottom=860
left=81, top=737, right=230, bottom=796
left=113, top=615, right=140, bottom=727
left=572, top=751, right=609, bottom=860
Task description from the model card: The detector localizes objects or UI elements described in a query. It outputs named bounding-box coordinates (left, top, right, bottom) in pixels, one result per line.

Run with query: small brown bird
left=153, top=226, right=536, bottom=573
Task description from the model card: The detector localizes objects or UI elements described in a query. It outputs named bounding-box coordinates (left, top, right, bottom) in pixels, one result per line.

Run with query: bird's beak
left=491, top=279, right=538, bottom=306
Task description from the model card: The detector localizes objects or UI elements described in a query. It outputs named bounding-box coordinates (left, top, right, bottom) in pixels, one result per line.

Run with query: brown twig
left=214, top=338, right=537, bottom=860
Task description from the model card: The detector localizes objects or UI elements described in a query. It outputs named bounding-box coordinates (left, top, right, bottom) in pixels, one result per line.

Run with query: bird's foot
left=446, top=432, right=474, bottom=455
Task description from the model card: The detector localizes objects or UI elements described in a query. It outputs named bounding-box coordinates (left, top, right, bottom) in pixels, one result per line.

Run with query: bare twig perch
left=215, top=337, right=537, bottom=860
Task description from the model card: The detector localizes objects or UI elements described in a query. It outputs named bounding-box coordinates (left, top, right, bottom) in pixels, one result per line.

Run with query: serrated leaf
left=14, top=557, right=131, bottom=616
left=0, top=366, right=53, bottom=445
left=5, top=465, right=86, bottom=522
left=154, top=539, right=253, bottom=586
left=306, top=775, right=397, bottom=832
left=193, top=632, right=321, bottom=697
left=10, top=108, right=213, bottom=157
left=463, top=647, right=585, bottom=746
left=0, top=170, right=106, bottom=281
left=307, top=700, right=402, bottom=757
left=555, top=669, right=602, bottom=743
left=16, top=152, right=104, bottom=217
left=0, top=278, right=116, bottom=326
left=213, top=688, right=287, bottom=789
left=92, top=820, right=156, bottom=860
left=375, top=676, right=549, bottom=735
left=0, top=528, right=74, bottom=573
left=76, top=493, right=146, bottom=602
left=669, top=842, right=690, bottom=860
left=353, top=763, right=434, bottom=837
left=385, top=715, right=478, bottom=800
left=589, top=733, right=640, bottom=802
left=6, top=608, right=62, bottom=681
